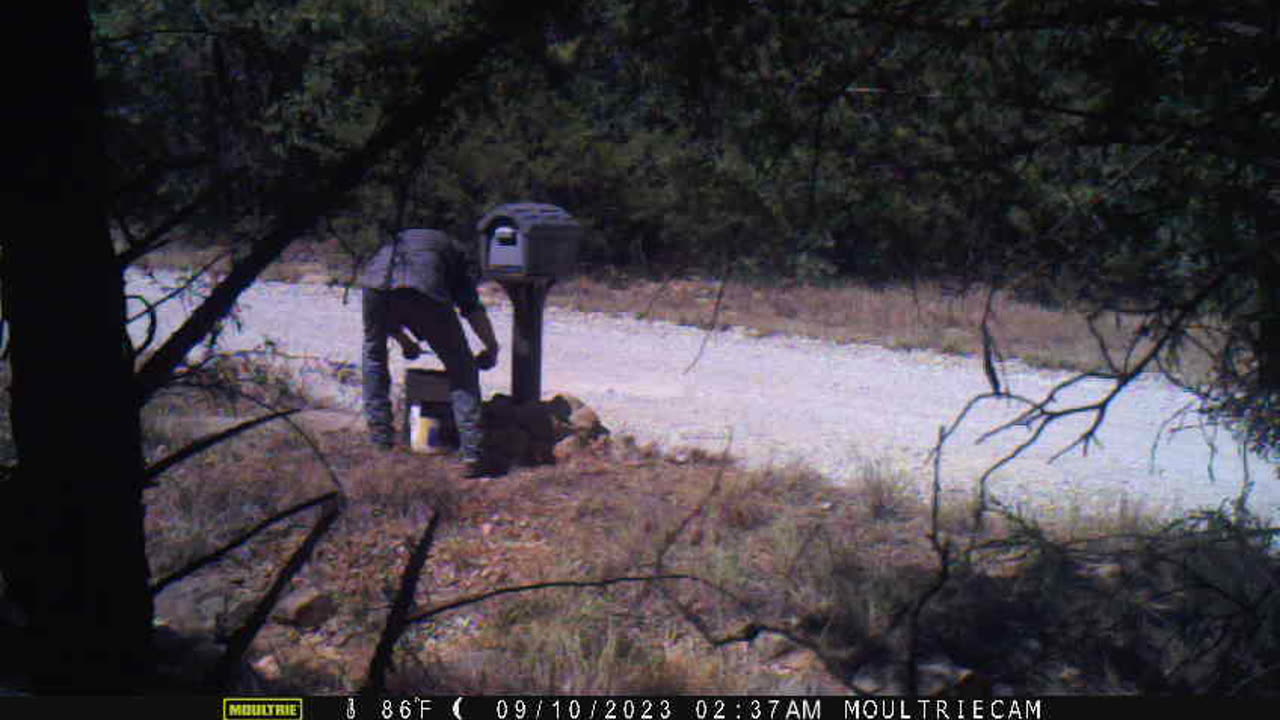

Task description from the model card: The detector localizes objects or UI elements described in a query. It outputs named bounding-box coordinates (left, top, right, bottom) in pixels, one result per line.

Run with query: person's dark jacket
left=356, top=229, right=481, bottom=314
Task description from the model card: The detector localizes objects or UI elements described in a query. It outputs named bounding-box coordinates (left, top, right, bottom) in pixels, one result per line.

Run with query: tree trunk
left=0, top=3, right=153, bottom=692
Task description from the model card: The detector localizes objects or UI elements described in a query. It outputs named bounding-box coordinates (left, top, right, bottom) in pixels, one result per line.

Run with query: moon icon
left=452, top=697, right=464, bottom=720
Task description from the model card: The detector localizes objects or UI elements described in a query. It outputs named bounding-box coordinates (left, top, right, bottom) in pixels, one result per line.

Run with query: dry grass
left=135, top=382, right=1280, bottom=696
left=140, top=385, right=921, bottom=694
left=131, top=241, right=1188, bottom=377
left=130, top=238, right=356, bottom=286
left=548, top=274, right=1146, bottom=374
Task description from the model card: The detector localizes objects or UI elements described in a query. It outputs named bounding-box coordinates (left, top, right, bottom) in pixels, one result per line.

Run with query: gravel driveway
left=129, top=269, right=1279, bottom=522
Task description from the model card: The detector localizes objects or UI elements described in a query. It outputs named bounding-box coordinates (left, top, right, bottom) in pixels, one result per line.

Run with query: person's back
left=357, top=228, right=476, bottom=308
left=357, top=228, right=500, bottom=476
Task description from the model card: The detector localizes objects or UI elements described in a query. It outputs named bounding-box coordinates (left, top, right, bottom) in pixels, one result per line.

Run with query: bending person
left=357, top=228, right=499, bottom=477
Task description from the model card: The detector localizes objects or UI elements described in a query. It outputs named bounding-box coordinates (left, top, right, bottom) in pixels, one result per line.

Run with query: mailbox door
left=478, top=204, right=581, bottom=278
left=487, top=228, right=526, bottom=274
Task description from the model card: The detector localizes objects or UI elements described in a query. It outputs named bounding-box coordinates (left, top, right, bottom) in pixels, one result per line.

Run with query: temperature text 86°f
left=378, top=697, right=433, bottom=719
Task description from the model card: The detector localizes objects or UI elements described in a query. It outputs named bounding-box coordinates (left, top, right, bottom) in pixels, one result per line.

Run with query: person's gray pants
left=362, top=288, right=483, bottom=460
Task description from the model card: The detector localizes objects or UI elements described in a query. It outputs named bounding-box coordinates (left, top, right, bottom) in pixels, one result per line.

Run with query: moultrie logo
left=222, top=697, right=304, bottom=720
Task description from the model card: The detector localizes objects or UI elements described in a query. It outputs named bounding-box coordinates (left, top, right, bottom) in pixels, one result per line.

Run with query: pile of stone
left=482, top=393, right=609, bottom=467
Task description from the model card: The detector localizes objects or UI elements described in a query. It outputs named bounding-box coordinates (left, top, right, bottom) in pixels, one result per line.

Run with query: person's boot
left=461, top=452, right=499, bottom=478
left=371, top=426, right=396, bottom=451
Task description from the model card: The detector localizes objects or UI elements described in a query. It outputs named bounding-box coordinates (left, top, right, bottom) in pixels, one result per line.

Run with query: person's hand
left=475, top=346, right=498, bottom=371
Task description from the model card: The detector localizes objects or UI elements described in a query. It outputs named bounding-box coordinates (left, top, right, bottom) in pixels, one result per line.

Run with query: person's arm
left=391, top=327, right=422, bottom=360
left=463, top=306, right=500, bottom=369
left=445, top=240, right=499, bottom=366
left=464, top=306, right=499, bottom=350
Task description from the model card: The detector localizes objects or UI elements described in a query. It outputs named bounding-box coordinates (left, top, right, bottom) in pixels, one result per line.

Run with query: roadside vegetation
left=135, top=363, right=1280, bottom=695
left=133, top=241, right=1172, bottom=379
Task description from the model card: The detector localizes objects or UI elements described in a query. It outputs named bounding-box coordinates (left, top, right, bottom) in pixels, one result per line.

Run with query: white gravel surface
left=128, top=269, right=1279, bottom=523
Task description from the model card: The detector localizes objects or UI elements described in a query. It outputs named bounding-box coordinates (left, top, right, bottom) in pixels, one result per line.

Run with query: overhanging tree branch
left=134, top=0, right=570, bottom=401
left=149, top=491, right=340, bottom=595
left=939, top=265, right=1242, bottom=524
left=143, top=408, right=300, bottom=484
left=116, top=170, right=247, bottom=266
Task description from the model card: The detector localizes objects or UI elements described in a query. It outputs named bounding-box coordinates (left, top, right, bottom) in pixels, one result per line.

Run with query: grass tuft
left=126, top=382, right=1280, bottom=695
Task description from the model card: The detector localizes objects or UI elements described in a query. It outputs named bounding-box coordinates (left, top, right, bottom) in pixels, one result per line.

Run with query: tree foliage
left=87, top=0, right=1280, bottom=466
left=387, top=0, right=1280, bottom=456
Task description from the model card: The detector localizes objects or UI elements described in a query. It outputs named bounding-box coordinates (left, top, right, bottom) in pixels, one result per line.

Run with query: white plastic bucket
left=404, top=369, right=457, bottom=454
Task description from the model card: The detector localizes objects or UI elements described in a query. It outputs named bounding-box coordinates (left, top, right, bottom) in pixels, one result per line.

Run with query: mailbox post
left=477, top=203, right=582, bottom=405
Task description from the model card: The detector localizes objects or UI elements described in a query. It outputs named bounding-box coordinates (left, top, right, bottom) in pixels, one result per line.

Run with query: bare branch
left=904, top=426, right=953, bottom=696
left=652, top=466, right=732, bottom=640
left=640, top=267, right=683, bottom=320
left=127, top=250, right=231, bottom=326
left=939, top=268, right=1242, bottom=535
left=1148, top=400, right=1205, bottom=476
left=210, top=495, right=342, bottom=689
left=656, top=458, right=726, bottom=574
left=149, top=491, right=341, bottom=595
left=1233, top=440, right=1256, bottom=519
left=116, top=171, right=246, bottom=267
left=696, top=615, right=887, bottom=695
left=684, top=270, right=731, bottom=375
left=143, top=408, right=301, bottom=484
left=363, top=510, right=440, bottom=696
left=640, top=438, right=877, bottom=694
left=1085, top=309, right=1121, bottom=375
left=980, top=288, right=1004, bottom=396
left=164, top=355, right=348, bottom=494
left=404, top=574, right=709, bottom=626
left=275, top=415, right=349, bottom=495
left=125, top=293, right=158, bottom=359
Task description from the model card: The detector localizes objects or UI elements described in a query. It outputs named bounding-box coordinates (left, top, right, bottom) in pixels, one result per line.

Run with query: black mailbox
left=477, top=202, right=581, bottom=279
left=474, top=203, right=583, bottom=406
